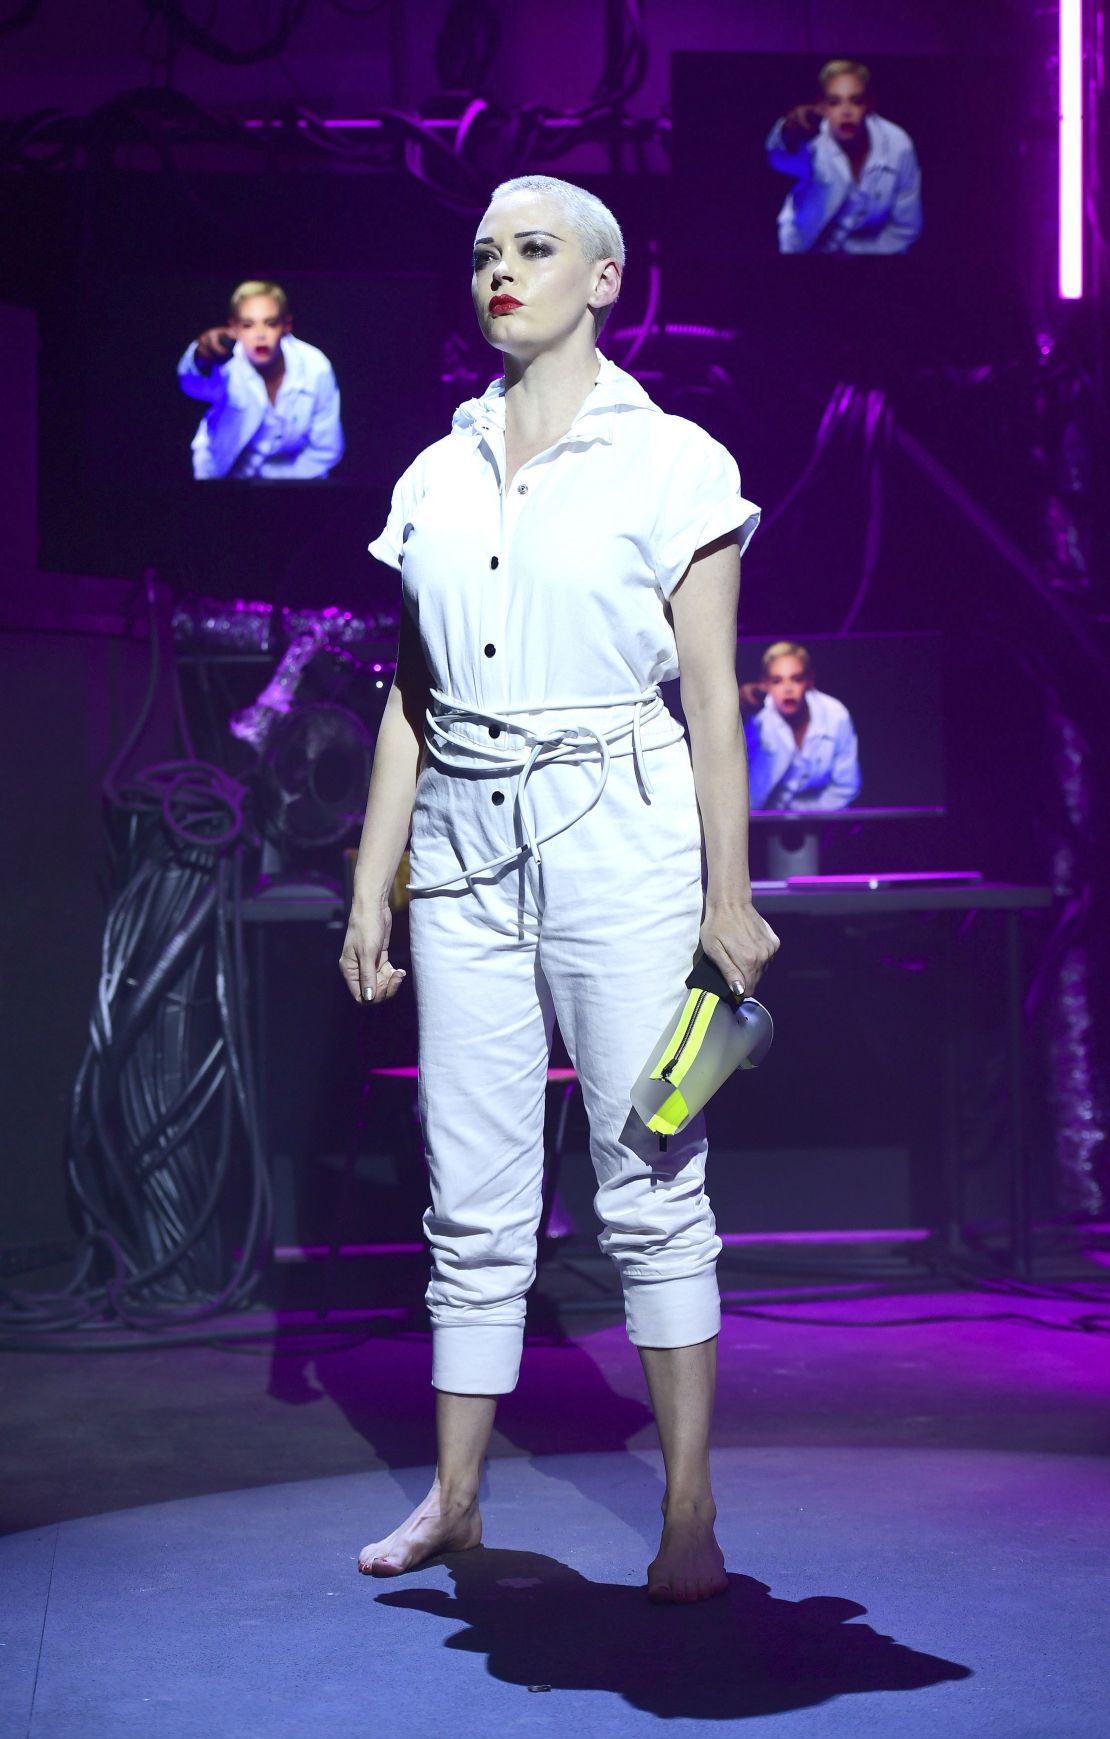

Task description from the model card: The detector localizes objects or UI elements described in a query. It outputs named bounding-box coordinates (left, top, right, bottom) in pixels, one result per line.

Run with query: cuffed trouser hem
left=622, top=1269, right=721, bottom=1349
left=431, top=1322, right=524, bottom=1395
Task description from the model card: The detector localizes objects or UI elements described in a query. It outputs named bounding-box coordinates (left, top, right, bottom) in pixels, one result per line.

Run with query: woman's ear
left=590, top=257, right=622, bottom=314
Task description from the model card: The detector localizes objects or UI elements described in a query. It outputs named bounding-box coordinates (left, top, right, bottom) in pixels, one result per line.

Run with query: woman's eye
left=472, top=242, right=550, bottom=269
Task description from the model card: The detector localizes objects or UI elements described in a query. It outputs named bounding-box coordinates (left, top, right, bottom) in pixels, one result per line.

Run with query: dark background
left=1, top=0, right=1106, bottom=1263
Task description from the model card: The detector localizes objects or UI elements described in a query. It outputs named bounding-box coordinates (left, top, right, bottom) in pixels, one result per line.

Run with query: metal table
left=748, top=880, right=1053, bottom=1274
left=241, top=880, right=1054, bottom=1277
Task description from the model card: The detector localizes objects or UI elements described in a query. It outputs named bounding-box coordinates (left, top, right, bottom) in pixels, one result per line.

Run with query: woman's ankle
left=662, top=1488, right=717, bottom=1521
left=432, top=1475, right=480, bottom=1514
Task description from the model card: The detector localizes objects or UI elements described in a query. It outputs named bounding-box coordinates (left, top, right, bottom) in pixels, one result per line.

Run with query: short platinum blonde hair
left=229, top=280, right=289, bottom=320
left=819, top=59, right=871, bottom=93
left=488, top=174, right=625, bottom=267
left=761, top=641, right=812, bottom=677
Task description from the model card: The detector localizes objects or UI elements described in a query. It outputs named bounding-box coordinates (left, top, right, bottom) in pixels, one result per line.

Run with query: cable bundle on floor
left=1, top=581, right=273, bottom=1342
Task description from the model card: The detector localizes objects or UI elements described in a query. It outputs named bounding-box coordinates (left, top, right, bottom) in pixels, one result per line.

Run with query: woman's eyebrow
left=473, top=229, right=565, bottom=246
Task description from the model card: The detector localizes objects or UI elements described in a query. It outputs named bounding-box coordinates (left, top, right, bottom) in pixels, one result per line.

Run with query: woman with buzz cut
left=341, top=173, right=778, bottom=1603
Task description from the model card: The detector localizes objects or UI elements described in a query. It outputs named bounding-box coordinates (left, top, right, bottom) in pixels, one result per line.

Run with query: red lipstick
left=489, top=295, right=522, bottom=315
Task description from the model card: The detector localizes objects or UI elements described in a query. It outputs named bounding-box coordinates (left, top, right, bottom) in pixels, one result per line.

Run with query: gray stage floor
left=5, top=1445, right=1110, bottom=1737
left=4, top=1287, right=1110, bottom=1736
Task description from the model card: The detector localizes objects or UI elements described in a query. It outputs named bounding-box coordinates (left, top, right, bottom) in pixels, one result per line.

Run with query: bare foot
left=357, top=1482, right=482, bottom=1578
left=647, top=1496, right=727, bottom=1604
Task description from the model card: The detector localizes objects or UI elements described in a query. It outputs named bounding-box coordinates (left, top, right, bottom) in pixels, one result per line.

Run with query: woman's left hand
left=700, top=899, right=780, bottom=1000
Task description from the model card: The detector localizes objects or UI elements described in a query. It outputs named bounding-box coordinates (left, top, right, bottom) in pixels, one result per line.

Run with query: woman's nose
left=491, top=263, right=514, bottom=288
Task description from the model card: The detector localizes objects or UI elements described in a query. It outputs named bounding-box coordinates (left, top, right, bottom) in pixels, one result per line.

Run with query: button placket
left=486, top=431, right=508, bottom=809
left=479, top=442, right=538, bottom=728
left=484, top=445, right=532, bottom=703
left=475, top=433, right=507, bottom=712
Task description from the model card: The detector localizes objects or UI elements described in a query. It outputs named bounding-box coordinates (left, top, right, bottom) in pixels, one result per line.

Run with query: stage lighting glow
left=1059, top=0, right=1084, bottom=298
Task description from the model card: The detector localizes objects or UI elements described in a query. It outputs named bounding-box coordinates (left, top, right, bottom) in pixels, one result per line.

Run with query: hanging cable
left=839, top=388, right=890, bottom=633
left=0, top=579, right=271, bottom=1340
left=142, top=0, right=308, bottom=67
left=748, top=381, right=861, bottom=545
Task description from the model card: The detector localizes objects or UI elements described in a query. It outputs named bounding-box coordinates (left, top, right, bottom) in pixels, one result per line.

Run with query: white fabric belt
left=410, top=686, right=668, bottom=893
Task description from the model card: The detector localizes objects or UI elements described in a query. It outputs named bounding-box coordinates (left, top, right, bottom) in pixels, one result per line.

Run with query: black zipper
left=660, top=991, right=709, bottom=1082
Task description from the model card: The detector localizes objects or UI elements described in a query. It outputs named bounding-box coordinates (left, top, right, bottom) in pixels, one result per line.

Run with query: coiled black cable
left=0, top=579, right=273, bottom=1342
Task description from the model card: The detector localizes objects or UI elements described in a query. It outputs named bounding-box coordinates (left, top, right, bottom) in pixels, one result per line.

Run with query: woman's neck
left=501, top=338, right=601, bottom=446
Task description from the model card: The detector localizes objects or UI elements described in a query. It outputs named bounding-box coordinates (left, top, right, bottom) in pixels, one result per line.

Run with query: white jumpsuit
left=368, top=354, right=760, bottom=1395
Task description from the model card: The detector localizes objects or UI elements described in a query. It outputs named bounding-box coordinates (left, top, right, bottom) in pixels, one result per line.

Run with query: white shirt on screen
left=765, top=111, right=923, bottom=255
left=176, top=332, right=344, bottom=480
left=745, top=687, right=861, bottom=811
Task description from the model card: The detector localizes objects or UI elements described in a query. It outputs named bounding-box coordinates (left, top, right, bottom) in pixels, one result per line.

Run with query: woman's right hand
left=338, top=902, right=407, bottom=1007
left=196, top=325, right=236, bottom=365
left=781, top=104, right=823, bottom=151
left=737, top=679, right=766, bottom=718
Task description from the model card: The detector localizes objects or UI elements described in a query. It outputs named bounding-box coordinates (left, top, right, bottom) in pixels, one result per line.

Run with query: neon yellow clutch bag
left=631, top=954, right=773, bottom=1138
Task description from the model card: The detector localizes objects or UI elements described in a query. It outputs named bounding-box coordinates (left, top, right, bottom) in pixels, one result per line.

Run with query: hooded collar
left=451, top=350, right=658, bottom=446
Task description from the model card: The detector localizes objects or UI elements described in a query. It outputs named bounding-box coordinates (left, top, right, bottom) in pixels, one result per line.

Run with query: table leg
left=939, top=915, right=965, bottom=1260
left=537, top=1081, right=579, bottom=1247
left=251, top=923, right=269, bottom=1169
left=1005, top=910, right=1032, bottom=1277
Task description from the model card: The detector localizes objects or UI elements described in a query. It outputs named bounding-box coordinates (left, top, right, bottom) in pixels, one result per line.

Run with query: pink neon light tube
left=1060, top=0, right=1084, bottom=298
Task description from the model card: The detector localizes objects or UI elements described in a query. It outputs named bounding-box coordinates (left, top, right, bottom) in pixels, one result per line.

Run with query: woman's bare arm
left=339, top=606, right=430, bottom=1004
left=669, top=534, right=779, bottom=995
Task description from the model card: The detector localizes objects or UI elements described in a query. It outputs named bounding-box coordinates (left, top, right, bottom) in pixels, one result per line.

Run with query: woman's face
left=471, top=192, right=618, bottom=357
left=231, top=295, right=291, bottom=369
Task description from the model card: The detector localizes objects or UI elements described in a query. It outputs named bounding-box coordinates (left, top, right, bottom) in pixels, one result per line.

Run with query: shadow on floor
left=297, top=1331, right=654, bottom=1470
left=375, top=1546, right=972, bottom=1721
left=302, top=1327, right=670, bottom=1538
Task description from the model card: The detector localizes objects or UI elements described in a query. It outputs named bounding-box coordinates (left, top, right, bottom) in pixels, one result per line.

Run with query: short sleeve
left=651, top=421, right=761, bottom=598
left=367, top=458, right=423, bottom=571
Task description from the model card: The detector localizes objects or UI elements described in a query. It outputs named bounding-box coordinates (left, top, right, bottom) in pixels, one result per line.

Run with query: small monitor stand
left=751, top=807, right=945, bottom=879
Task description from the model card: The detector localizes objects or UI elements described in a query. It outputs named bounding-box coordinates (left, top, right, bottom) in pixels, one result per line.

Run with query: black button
left=490, top=556, right=499, bottom=570
left=488, top=726, right=501, bottom=739
left=484, top=643, right=496, bottom=657
left=492, top=791, right=505, bottom=805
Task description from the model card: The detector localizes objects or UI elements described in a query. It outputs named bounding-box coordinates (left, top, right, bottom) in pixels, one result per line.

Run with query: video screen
left=79, top=272, right=442, bottom=490
left=38, top=266, right=457, bottom=600
left=671, top=53, right=1022, bottom=268
left=731, top=632, right=944, bottom=816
